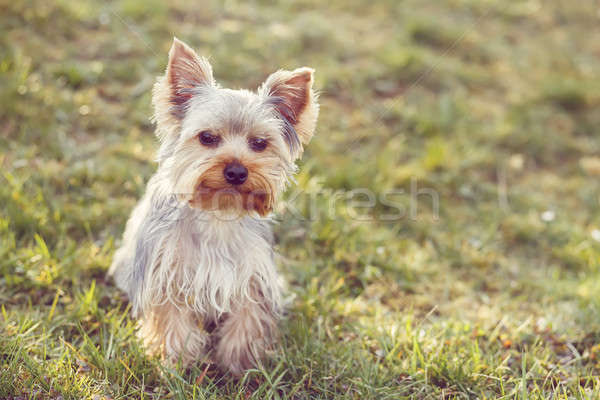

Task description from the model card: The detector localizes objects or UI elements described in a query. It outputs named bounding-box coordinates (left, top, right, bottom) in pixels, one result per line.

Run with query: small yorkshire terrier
left=109, top=38, right=318, bottom=375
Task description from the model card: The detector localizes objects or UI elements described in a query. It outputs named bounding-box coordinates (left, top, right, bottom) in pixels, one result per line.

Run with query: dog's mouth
left=189, top=181, right=272, bottom=216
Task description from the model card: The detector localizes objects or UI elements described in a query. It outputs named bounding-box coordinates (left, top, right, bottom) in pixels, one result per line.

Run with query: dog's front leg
left=214, top=286, right=279, bottom=376
left=139, top=303, right=209, bottom=367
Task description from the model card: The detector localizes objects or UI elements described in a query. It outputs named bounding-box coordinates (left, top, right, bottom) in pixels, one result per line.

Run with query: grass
left=2, top=0, right=600, bottom=398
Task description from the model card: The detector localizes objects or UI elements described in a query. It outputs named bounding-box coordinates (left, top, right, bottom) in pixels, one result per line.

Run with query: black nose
left=223, top=162, right=248, bottom=185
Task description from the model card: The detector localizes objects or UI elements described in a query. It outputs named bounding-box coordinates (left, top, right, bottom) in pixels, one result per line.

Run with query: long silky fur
left=109, top=38, right=318, bottom=375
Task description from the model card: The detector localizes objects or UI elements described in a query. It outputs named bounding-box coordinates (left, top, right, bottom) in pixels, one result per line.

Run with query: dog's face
left=151, top=38, right=319, bottom=216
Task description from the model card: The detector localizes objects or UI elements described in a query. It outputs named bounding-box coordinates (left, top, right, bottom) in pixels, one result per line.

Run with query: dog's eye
left=249, top=137, right=268, bottom=152
left=198, top=131, right=220, bottom=147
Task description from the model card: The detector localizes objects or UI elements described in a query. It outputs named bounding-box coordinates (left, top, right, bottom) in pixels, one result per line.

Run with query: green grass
left=2, top=0, right=600, bottom=398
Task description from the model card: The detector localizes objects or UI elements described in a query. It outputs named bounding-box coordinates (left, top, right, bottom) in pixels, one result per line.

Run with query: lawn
left=2, top=0, right=600, bottom=398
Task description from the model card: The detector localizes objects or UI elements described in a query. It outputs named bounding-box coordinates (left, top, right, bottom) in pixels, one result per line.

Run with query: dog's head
left=152, top=38, right=318, bottom=217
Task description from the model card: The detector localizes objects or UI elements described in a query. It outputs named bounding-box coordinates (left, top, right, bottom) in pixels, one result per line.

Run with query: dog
left=109, top=37, right=318, bottom=375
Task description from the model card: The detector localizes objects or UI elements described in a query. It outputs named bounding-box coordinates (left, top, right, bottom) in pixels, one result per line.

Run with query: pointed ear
left=165, top=37, right=214, bottom=119
left=260, top=67, right=319, bottom=147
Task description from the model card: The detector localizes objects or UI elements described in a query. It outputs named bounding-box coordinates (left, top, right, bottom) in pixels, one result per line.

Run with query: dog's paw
left=214, top=327, right=258, bottom=376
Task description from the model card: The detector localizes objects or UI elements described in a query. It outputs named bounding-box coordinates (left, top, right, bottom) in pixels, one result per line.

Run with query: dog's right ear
left=165, top=37, right=215, bottom=119
left=153, top=38, right=214, bottom=135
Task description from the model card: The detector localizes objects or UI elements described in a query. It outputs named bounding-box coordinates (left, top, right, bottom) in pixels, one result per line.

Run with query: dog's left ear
left=260, top=67, right=319, bottom=147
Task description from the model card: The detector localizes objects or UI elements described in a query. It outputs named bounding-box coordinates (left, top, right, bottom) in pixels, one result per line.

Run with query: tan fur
left=215, top=281, right=279, bottom=375
left=140, top=303, right=209, bottom=366
left=189, top=153, right=280, bottom=216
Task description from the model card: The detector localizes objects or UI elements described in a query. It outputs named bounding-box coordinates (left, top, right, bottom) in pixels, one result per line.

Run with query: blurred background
left=2, top=0, right=600, bottom=398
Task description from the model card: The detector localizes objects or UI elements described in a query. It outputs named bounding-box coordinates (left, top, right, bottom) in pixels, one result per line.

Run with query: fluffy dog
left=109, top=37, right=318, bottom=375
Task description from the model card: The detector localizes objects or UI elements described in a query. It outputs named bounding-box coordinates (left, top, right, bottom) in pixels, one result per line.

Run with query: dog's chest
left=170, top=212, right=278, bottom=315
left=184, top=214, right=273, bottom=269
